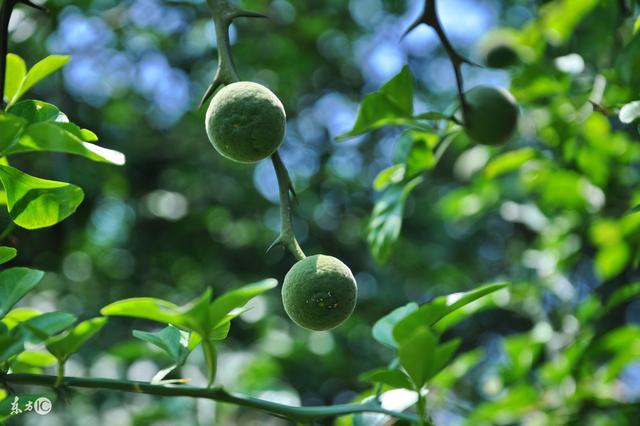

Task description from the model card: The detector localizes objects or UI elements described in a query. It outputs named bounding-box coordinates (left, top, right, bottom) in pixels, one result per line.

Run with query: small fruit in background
left=463, top=85, right=519, bottom=145
left=484, top=43, right=519, bottom=68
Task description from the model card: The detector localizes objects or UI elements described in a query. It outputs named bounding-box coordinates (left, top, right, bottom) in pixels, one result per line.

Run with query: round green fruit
left=463, top=85, right=519, bottom=145
left=282, top=255, right=357, bottom=331
left=484, top=43, right=519, bottom=68
left=205, top=81, right=286, bottom=163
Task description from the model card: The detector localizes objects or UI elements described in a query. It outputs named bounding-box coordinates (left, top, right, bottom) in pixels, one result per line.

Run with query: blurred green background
left=4, top=0, right=640, bottom=424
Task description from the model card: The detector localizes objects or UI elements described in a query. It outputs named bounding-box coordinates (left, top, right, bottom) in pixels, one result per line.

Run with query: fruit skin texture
left=205, top=81, right=286, bottom=163
left=463, top=85, right=519, bottom=145
left=282, top=255, right=357, bottom=331
left=484, top=44, right=519, bottom=68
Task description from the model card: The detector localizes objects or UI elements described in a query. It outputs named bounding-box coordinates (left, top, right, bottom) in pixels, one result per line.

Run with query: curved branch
left=403, top=0, right=474, bottom=116
left=268, top=151, right=306, bottom=261
left=0, top=373, right=417, bottom=423
left=1, top=0, right=48, bottom=110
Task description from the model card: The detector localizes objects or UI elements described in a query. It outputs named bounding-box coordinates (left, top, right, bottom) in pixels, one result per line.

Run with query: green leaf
left=605, top=282, right=640, bottom=312
left=209, top=320, right=232, bottom=340
left=337, top=66, right=414, bottom=139
left=132, top=325, right=190, bottom=364
left=594, top=326, right=640, bottom=381
left=5, top=55, right=71, bottom=106
left=0, top=334, right=25, bottom=363
left=0, top=247, right=17, bottom=265
left=7, top=100, right=63, bottom=123
left=500, top=334, right=543, bottom=382
left=373, top=164, right=405, bottom=191
left=484, top=148, right=537, bottom=178
left=432, top=338, right=462, bottom=378
left=4, top=101, right=124, bottom=164
left=46, top=317, right=107, bottom=361
left=100, top=297, right=183, bottom=325
left=359, top=368, right=414, bottom=390
left=208, top=279, right=277, bottom=328
left=9, top=122, right=125, bottom=164
left=398, top=326, right=437, bottom=389
left=179, top=288, right=214, bottom=334
left=617, top=34, right=640, bottom=92
left=3, top=54, right=26, bottom=104
left=0, top=165, right=84, bottom=230
left=20, top=312, right=77, bottom=343
left=595, top=242, right=630, bottom=280
left=0, top=312, right=76, bottom=362
left=18, top=56, right=71, bottom=100
left=405, top=132, right=436, bottom=176
left=619, top=101, right=640, bottom=124
left=367, top=176, right=423, bottom=265
left=15, top=350, right=57, bottom=367
left=0, top=267, right=45, bottom=318
left=393, top=283, right=508, bottom=343
left=372, top=302, right=419, bottom=349
left=540, top=0, right=599, bottom=45
left=0, top=113, right=27, bottom=153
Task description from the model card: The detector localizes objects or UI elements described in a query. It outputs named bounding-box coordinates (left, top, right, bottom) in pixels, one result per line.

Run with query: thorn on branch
left=199, top=77, right=223, bottom=108
left=229, top=8, right=267, bottom=20
left=266, top=236, right=283, bottom=254
left=589, top=100, right=613, bottom=117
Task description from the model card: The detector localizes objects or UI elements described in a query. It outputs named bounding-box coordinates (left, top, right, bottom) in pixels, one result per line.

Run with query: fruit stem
left=202, top=1, right=305, bottom=262
left=403, top=0, right=471, bottom=119
left=269, top=151, right=306, bottom=261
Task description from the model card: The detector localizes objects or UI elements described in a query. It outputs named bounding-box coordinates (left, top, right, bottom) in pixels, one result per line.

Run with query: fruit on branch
left=282, top=255, right=357, bottom=331
left=484, top=43, right=519, bottom=69
left=463, top=85, right=519, bottom=145
left=478, top=31, right=521, bottom=69
left=205, top=81, right=286, bottom=163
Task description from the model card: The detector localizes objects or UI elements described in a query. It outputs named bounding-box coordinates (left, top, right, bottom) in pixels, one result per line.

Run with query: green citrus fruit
left=463, top=85, right=519, bottom=145
left=484, top=43, right=519, bottom=68
left=205, top=81, right=286, bottom=163
left=282, top=255, right=357, bottom=331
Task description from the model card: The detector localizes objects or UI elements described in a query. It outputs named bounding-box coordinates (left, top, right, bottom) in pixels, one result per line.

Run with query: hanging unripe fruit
left=282, top=255, right=357, bottom=331
left=463, top=85, right=519, bottom=145
left=484, top=43, right=519, bottom=68
left=205, top=81, right=286, bottom=163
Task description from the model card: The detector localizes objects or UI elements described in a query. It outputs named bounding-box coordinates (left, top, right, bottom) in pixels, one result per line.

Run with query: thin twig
left=0, top=373, right=418, bottom=423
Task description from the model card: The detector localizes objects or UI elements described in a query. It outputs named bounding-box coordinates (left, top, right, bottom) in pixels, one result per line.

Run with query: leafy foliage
left=0, top=0, right=639, bottom=424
